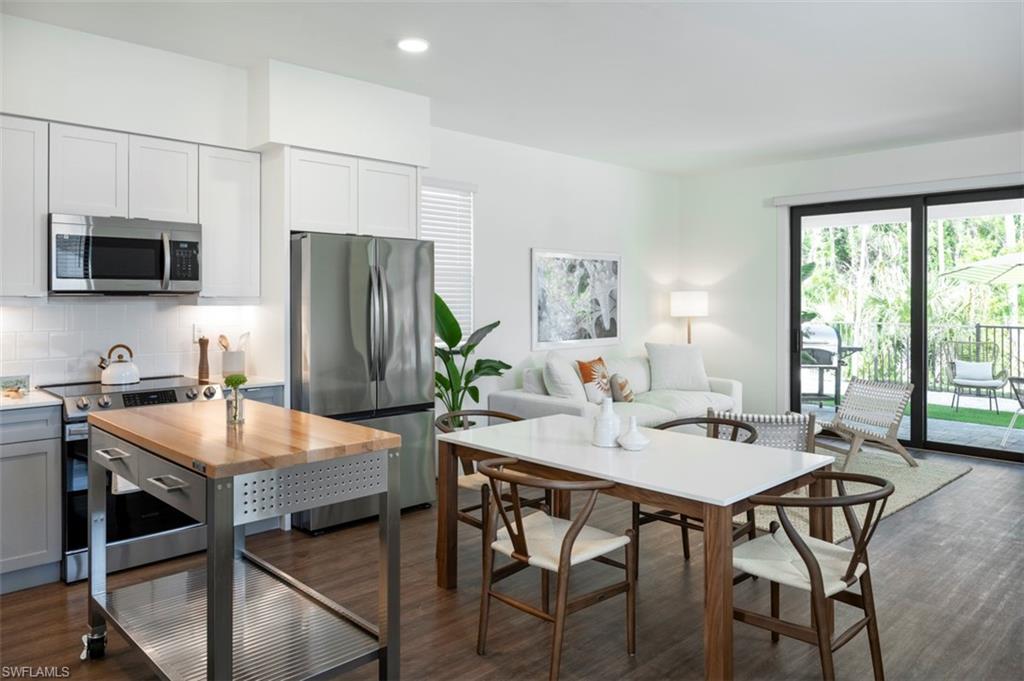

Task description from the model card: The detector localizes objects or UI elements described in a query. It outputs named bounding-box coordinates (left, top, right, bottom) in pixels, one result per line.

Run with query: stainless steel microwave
left=49, top=214, right=201, bottom=295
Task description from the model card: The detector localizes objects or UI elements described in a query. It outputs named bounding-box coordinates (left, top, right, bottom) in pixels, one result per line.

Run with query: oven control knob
left=76, top=396, right=91, bottom=410
left=97, top=395, right=112, bottom=408
left=203, top=386, right=217, bottom=399
left=185, top=388, right=199, bottom=400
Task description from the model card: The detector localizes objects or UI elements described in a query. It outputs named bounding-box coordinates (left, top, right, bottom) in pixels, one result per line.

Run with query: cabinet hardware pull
left=148, top=475, right=188, bottom=492
left=95, top=448, right=131, bottom=461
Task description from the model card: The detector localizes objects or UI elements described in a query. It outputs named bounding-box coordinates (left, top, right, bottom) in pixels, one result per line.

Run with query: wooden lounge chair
left=816, top=378, right=917, bottom=471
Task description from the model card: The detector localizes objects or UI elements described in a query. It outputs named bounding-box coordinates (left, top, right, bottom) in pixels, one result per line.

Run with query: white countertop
left=0, top=389, right=63, bottom=412
left=437, top=414, right=834, bottom=507
left=187, top=375, right=285, bottom=389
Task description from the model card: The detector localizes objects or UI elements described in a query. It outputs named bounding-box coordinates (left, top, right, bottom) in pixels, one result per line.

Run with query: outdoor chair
left=733, top=470, right=894, bottom=681
left=476, top=458, right=636, bottom=681
left=1001, top=377, right=1024, bottom=448
left=816, top=378, right=917, bottom=470
left=942, top=340, right=1008, bottom=413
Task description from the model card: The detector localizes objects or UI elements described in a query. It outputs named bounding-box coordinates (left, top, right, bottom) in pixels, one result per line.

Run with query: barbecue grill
left=800, top=323, right=861, bottom=407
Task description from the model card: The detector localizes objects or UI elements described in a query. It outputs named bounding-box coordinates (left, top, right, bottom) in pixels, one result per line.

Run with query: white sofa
left=488, top=354, right=742, bottom=427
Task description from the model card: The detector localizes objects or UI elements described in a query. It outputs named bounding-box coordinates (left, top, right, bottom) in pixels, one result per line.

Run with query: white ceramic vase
left=617, top=416, right=650, bottom=451
left=592, top=398, right=620, bottom=447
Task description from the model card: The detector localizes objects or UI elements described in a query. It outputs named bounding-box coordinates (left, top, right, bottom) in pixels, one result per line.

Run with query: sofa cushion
left=634, top=389, right=734, bottom=419
left=581, top=400, right=675, bottom=427
left=543, top=354, right=586, bottom=402
left=646, top=343, right=710, bottom=392
left=577, top=357, right=612, bottom=403
left=522, top=367, right=548, bottom=395
left=605, top=356, right=651, bottom=394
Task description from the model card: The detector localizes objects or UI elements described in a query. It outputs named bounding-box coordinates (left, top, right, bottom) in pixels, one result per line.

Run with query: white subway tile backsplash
left=1, top=306, right=33, bottom=333
left=49, top=331, right=83, bottom=358
left=1, top=300, right=259, bottom=387
left=33, top=305, right=66, bottom=331
left=17, top=332, right=50, bottom=360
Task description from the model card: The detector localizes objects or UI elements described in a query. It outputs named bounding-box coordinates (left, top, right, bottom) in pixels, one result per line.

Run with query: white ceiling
left=2, top=1, right=1021, bottom=174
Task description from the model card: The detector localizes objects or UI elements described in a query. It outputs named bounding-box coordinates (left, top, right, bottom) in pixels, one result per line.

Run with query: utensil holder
left=223, top=351, right=246, bottom=376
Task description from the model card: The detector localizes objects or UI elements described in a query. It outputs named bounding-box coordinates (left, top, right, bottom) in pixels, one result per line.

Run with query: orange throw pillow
left=577, top=357, right=611, bottom=404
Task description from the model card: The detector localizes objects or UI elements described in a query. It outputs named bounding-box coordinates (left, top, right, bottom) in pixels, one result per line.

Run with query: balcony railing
left=821, top=322, right=1023, bottom=399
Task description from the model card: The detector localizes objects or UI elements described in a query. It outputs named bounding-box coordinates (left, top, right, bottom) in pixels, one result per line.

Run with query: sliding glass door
left=791, top=186, right=1024, bottom=461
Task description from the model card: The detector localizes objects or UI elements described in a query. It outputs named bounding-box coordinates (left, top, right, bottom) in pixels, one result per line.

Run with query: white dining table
left=435, top=414, right=835, bottom=681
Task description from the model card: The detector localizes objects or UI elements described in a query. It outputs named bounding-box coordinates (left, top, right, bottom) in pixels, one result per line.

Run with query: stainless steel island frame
left=83, top=425, right=401, bottom=680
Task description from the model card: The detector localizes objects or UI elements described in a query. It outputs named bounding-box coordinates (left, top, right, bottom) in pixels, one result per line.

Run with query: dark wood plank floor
left=1, top=450, right=1020, bottom=680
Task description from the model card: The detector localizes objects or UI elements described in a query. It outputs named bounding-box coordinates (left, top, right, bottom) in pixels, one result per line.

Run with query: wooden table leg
left=552, top=489, right=571, bottom=520
left=436, top=440, right=459, bottom=589
left=808, top=472, right=834, bottom=635
left=703, top=503, right=734, bottom=681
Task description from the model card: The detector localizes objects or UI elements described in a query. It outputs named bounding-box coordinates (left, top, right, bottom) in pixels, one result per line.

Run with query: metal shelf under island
left=81, top=399, right=402, bottom=680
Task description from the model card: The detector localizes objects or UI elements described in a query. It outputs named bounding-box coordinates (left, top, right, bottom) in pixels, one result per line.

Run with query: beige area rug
left=752, top=446, right=972, bottom=543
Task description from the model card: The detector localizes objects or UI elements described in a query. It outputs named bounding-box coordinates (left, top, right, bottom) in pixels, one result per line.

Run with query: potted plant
left=224, top=373, right=248, bottom=424
left=434, top=294, right=511, bottom=425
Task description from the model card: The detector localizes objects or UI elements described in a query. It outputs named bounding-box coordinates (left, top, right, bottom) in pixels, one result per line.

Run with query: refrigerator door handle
left=369, top=264, right=380, bottom=380
left=377, top=265, right=390, bottom=381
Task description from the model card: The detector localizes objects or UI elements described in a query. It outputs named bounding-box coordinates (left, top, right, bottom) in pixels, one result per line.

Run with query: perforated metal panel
left=232, top=450, right=387, bottom=525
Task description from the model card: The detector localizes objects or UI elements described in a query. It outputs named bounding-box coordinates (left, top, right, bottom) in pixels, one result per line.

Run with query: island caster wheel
left=80, top=633, right=106, bottom=660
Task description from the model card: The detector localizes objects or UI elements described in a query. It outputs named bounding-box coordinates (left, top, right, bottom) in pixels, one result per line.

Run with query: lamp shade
left=670, top=290, right=708, bottom=318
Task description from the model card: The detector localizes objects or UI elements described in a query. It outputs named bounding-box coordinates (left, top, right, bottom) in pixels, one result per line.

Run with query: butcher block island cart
left=82, top=400, right=402, bottom=680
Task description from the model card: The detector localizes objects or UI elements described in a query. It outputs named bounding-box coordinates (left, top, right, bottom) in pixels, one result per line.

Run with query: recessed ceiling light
left=398, top=37, right=430, bottom=53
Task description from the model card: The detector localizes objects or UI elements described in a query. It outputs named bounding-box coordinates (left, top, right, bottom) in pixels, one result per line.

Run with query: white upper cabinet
left=357, top=159, right=417, bottom=239
left=1, top=116, right=48, bottom=297
left=288, top=148, right=357, bottom=234
left=128, top=135, right=199, bottom=222
left=198, top=146, right=261, bottom=297
left=49, top=123, right=129, bottom=217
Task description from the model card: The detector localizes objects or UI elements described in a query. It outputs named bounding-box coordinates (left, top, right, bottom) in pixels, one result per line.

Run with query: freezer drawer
left=293, top=409, right=434, bottom=532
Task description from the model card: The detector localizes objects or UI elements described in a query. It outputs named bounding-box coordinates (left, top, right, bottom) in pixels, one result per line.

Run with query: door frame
left=789, top=185, right=1024, bottom=462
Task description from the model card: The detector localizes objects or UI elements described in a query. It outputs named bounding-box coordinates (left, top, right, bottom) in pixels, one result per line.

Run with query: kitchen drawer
left=138, top=452, right=206, bottom=522
left=0, top=407, right=61, bottom=445
left=240, top=385, right=284, bottom=406
left=89, top=428, right=141, bottom=484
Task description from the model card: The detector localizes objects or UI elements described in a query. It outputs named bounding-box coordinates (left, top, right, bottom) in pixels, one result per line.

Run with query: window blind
left=420, top=183, right=474, bottom=334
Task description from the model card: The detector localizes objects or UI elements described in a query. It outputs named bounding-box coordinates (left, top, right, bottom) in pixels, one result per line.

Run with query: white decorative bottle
left=618, top=416, right=650, bottom=451
left=592, top=398, right=620, bottom=448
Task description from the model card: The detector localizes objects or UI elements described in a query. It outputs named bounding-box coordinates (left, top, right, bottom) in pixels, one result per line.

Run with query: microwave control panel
left=170, top=241, right=200, bottom=281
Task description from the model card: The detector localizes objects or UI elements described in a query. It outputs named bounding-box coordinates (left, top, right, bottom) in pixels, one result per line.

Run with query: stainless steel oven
left=49, top=213, right=201, bottom=294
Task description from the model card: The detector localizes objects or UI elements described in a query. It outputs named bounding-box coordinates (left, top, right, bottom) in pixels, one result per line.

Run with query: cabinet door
left=357, top=159, right=417, bottom=239
left=0, top=438, right=61, bottom=573
left=49, top=123, right=128, bottom=217
left=240, top=385, right=284, bottom=406
left=288, top=148, right=357, bottom=234
left=199, top=146, right=261, bottom=297
left=0, top=116, right=48, bottom=296
left=129, top=135, right=199, bottom=222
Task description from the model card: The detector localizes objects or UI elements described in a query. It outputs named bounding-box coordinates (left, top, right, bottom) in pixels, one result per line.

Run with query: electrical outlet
left=192, top=323, right=205, bottom=343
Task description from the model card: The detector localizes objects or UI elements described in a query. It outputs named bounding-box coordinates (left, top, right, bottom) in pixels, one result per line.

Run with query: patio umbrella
left=941, top=252, right=1024, bottom=285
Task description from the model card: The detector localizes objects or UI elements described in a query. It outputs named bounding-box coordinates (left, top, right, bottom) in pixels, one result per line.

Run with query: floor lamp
left=670, top=291, right=708, bottom=344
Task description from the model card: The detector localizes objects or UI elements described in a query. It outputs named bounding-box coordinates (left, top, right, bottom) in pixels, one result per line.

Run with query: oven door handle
left=95, top=447, right=131, bottom=462
left=147, top=475, right=188, bottom=492
left=161, top=232, right=171, bottom=290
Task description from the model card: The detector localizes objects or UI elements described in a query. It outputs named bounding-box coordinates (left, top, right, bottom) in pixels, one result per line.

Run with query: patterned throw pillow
left=610, top=373, right=635, bottom=402
left=576, top=357, right=611, bottom=404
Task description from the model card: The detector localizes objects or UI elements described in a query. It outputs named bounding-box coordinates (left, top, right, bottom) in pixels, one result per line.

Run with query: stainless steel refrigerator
left=290, top=232, right=436, bottom=531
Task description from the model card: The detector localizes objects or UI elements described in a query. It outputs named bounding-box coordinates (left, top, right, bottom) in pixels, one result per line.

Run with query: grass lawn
left=925, top=403, right=1023, bottom=429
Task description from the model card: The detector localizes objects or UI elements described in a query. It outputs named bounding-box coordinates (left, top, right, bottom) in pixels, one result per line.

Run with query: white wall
left=0, top=15, right=248, bottom=148
left=426, top=127, right=684, bottom=404
left=676, top=131, right=1024, bottom=412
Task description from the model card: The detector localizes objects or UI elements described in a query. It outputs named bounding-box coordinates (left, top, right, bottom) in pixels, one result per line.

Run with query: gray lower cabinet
left=0, top=437, right=61, bottom=573
left=241, top=385, right=285, bottom=406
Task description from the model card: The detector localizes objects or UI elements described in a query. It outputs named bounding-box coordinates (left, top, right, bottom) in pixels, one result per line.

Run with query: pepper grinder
left=197, top=336, right=210, bottom=384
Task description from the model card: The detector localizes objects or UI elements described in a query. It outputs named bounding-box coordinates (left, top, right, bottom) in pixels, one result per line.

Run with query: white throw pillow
left=645, top=343, right=711, bottom=392
left=954, top=360, right=994, bottom=381
left=605, top=357, right=651, bottom=394
left=543, top=354, right=587, bottom=401
left=522, top=367, right=548, bottom=395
